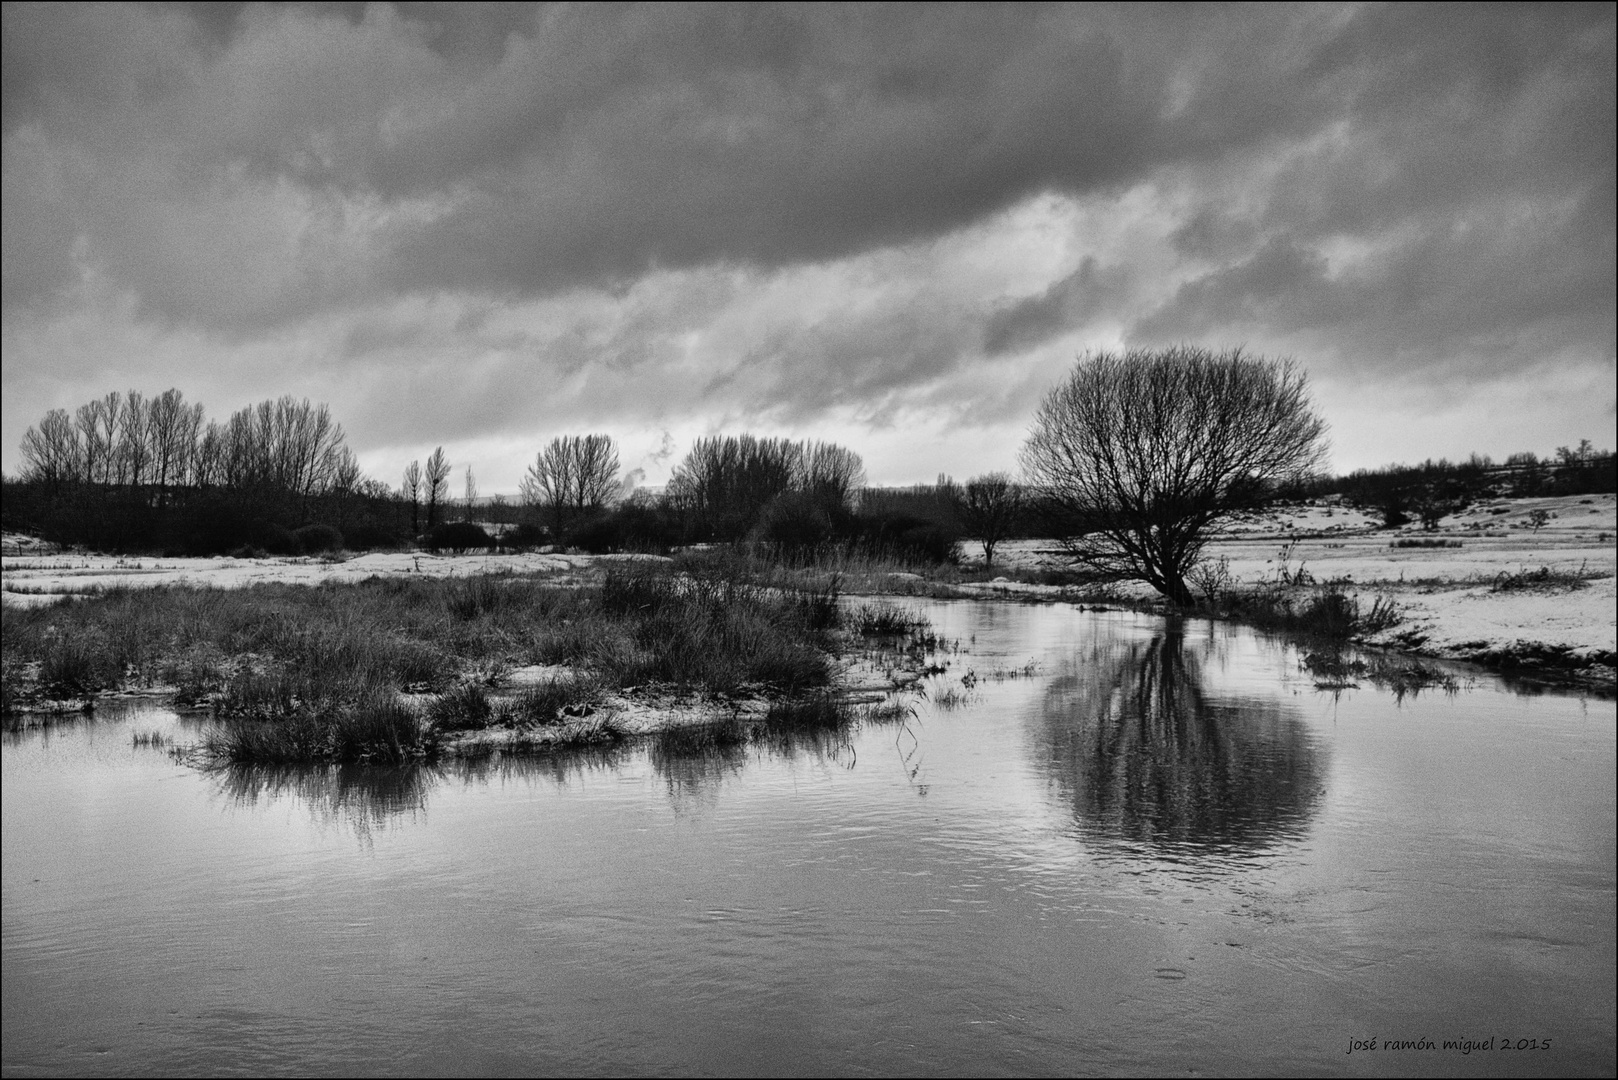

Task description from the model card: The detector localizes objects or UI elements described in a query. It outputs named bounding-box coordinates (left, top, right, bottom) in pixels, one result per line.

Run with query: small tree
left=1021, top=346, right=1328, bottom=605
left=1412, top=482, right=1467, bottom=531
left=424, top=447, right=451, bottom=528
left=462, top=466, right=478, bottom=522
left=953, top=472, right=1024, bottom=567
left=402, top=460, right=422, bottom=534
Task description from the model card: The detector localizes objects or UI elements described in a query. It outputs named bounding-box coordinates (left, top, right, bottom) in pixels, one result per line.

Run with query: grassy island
left=0, top=556, right=928, bottom=763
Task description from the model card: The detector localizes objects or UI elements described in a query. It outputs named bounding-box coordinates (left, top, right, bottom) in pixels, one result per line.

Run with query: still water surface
left=4, top=602, right=1614, bottom=1076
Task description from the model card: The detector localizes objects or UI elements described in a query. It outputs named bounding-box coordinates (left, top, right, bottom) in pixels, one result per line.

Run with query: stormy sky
left=3, top=3, right=1613, bottom=490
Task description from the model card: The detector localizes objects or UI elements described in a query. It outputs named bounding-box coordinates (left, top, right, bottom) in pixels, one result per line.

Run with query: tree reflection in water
left=1036, top=626, right=1324, bottom=858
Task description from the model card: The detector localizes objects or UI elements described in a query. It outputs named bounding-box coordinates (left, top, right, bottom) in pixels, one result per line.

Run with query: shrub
left=502, top=522, right=549, bottom=550
left=261, top=523, right=301, bottom=555
left=341, top=523, right=399, bottom=551
left=424, top=521, right=493, bottom=553
left=561, top=513, right=624, bottom=554
left=294, top=523, right=343, bottom=554
left=752, top=490, right=848, bottom=553
left=852, top=512, right=960, bottom=564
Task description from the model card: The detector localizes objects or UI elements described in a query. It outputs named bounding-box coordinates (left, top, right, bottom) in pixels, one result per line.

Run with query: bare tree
left=75, top=393, right=118, bottom=485
left=462, top=466, right=478, bottom=522
left=402, top=460, right=422, bottom=534
left=19, top=409, right=82, bottom=487
left=521, top=435, right=619, bottom=535
left=116, top=391, right=150, bottom=488
left=953, top=472, right=1024, bottom=567
left=664, top=435, right=866, bottom=543
left=801, top=440, right=866, bottom=510
left=424, top=447, right=451, bottom=527
left=145, top=389, right=201, bottom=499
left=1021, top=346, right=1327, bottom=605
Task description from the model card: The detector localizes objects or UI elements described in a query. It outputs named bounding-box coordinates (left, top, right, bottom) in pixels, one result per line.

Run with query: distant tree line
left=7, top=390, right=377, bottom=554
left=6, top=390, right=968, bottom=561
left=10, top=386, right=1612, bottom=559
left=1286, top=440, right=1617, bottom=528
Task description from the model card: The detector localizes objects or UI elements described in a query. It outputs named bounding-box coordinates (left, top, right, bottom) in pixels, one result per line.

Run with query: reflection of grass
left=763, top=691, right=849, bottom=731
left=1301, top=650, right=1465, bottom=699
left=927, top=684, right=976, bottom=710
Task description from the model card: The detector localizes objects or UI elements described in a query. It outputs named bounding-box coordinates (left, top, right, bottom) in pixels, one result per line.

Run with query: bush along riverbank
left=0, top=562, right=937, bottom=762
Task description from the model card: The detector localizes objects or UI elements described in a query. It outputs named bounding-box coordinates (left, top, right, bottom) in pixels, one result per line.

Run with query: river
left=3, top=600, right=1614, bottom=1076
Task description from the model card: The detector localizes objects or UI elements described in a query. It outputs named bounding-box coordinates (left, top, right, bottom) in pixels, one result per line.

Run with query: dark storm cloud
left=2, top=2, right=1613, bottom=481
left=983, top=257, right=1136, bottom=357
left=1131, top=4, right=1615, bottom=381
left=1, top=2, right=1439, bottom=324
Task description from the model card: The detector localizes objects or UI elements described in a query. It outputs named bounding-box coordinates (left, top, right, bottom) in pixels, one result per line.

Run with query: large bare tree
left=1021, top=347, right=1327, bottom=605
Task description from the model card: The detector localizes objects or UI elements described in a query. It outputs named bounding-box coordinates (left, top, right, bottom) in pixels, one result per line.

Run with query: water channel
left=4, top=600, right=1614, bottom=1076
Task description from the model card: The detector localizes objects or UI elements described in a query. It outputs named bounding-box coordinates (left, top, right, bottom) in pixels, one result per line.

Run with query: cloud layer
left=4, top=3, right=1613, bottom=486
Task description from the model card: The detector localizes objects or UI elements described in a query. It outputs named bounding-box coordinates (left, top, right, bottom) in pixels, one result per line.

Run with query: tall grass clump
left=38, top=634, right=115, bottom=696
left=205, top=684, right=428, bottom=765
left=1216, top=582, right=1403, bottom=642
left=594, top=563, right=833, bottom=692
left=510, top=677, right=603, bottom=726
left=428, top=682, right=494, bottom=731
left=848, top=601, right=926, bottom=636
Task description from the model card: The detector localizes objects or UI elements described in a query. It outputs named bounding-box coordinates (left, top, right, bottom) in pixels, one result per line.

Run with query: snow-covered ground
left=6, top=493, right=1614, bottom=682
left=0, top=546, right=662, bottom=607
left=980, top=492, right=1617, bottom=681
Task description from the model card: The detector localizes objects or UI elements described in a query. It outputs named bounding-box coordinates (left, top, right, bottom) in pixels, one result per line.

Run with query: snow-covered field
left=0, top=545, right=661, bottom=606
left=5, top=493, right=1614, bottom=682
left=980, top=492, right=1617, bottom=680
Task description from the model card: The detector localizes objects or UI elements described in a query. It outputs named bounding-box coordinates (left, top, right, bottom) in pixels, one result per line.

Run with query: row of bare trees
left=521, top=435, right=620, bottom=535
left=13, top=390, right=370, bottom=552
left=400, top=448, right=454, bottom=533
left=20, top=390, right=359, bottom=510
left=665, top=435, right=865, bottom=542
